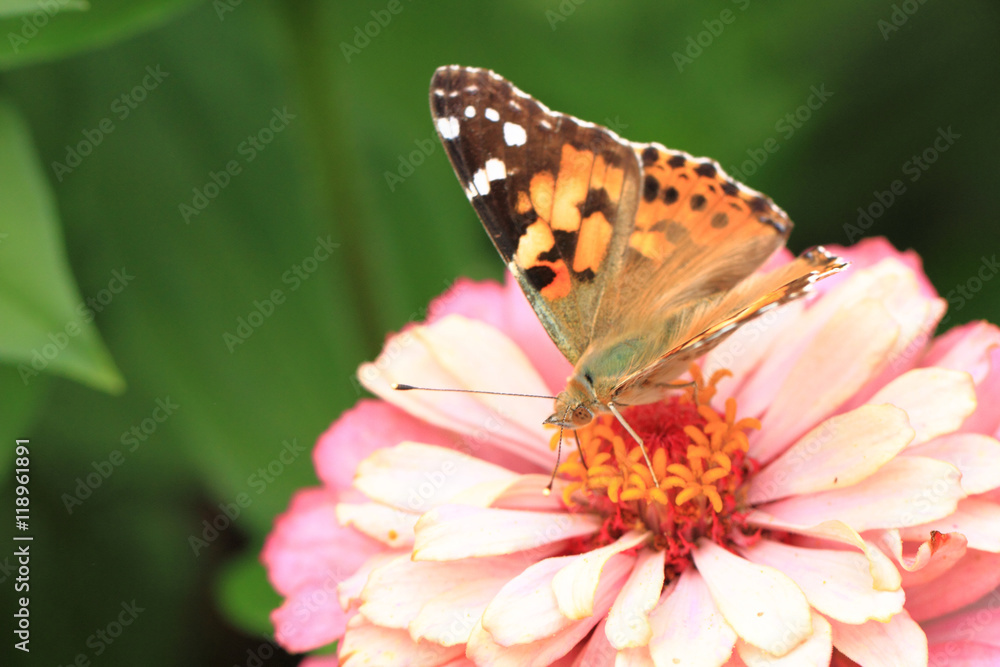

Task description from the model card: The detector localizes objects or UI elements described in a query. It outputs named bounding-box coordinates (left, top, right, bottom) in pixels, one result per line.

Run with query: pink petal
left=605, top=548, right=666, bottom=649
left=868, top=368, right=977, bottom=446
left=746, top=514, right=902, bottom=591
left=921, top=321, right=1000, bottom=436
left=900, top=498, right=1000, bottom=553
left=757, top=456, right=964, bottom=531
left=740, top=539, right=903, bottom=624
left=427, top=277, right=572, bottom=395
left=614, top=647, right=655, bottom=667
left=880, top=529, right=967, bottom=580
left=750, top=298, right=900, bottom=464
left=572, top=618, right=618, bottom=667
left=335, top=502, right=417, bottom=548
left=823, top=238, right=937, bottom=299
left=749, top=404, right=913, bottom=504
left=271, top=581, right=349, bottom=653
left=353, top=442, right=517, bottom=512
left=262, top=488, right=384, bottom=598
left=647, top=568, right=737, bottom=667
left=482, top=553, right=633, bottom=646
left=314, top=399, right=461, bottom=492
left=300, top=656, right=339, bottom=667
left=552, top=530, right=649, bottom=619
left=828, top=609, right=927, bottom=666
left=928, top=642, right=1000, bottom=665
left=922, top=587, right=1000, bottom=648
left=907, top=433, right=1000, bottom=495
left=359, top=315, right=556, bottom=469
left=490, top=474, right=570, bottom=512
left=412, top=505, right=601, bottom=561
left=905, top=550, right=1000, bottom=621
left=692, top=539, right=812, bottom=656
left=339, top=614, right=464, bottom=666
left=735, top=611, right=831, bottom=667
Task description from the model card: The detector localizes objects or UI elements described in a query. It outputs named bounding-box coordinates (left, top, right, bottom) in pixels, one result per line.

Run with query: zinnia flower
left=263, top=238, right=1000, bottom=666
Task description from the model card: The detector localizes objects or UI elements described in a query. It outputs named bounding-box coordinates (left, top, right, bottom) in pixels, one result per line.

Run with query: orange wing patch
left=627, top=146, right=790, bottom=264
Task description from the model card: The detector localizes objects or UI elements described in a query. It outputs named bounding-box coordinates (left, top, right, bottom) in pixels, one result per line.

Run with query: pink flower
left=263, top=238, right=1000, bottom=666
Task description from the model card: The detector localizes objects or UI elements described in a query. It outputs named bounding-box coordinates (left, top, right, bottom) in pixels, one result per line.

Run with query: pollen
left=555, top=364, right=761, bottom=566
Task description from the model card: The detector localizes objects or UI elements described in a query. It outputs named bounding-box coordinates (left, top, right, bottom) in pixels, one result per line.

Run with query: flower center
left=556, top=365, right=761, bottom=570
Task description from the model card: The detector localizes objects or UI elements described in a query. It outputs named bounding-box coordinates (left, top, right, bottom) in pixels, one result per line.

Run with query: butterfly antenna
left=608, top=403, right=660, bottom=487
left=392, top=384, right=556, bottom=400
left=544, top=405, right=574, bottom=496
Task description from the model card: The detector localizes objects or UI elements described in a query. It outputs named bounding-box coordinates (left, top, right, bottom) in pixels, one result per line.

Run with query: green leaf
left=0, top=97, right=124, bottom=393
left=0, top=0, right=87, bottom=20
left=0, top=0, right=200, bottom=69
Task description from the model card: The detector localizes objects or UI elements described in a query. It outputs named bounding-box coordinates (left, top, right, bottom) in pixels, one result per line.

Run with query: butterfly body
left=429, top=65, right=847, bottom=440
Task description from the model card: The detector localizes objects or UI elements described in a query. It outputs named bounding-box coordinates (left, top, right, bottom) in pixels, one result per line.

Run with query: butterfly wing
left=588, top=142, right=796, bottom=341
left=430, top=66, right=642, bottom=364
left=610, top=246, right=848, bottom=405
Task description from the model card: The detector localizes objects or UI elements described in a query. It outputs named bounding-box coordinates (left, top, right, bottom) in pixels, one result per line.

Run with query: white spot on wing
left=436, top=116, right=460, bottom=140
left=485, top=108, right=500, bottom=122
left=464, top=105, right=476, bottom=118
left=484, top=158, right=506, bottom=181
left=503, top=122, right=527, bottom=147
left=472, top=169, right=490, bottom=196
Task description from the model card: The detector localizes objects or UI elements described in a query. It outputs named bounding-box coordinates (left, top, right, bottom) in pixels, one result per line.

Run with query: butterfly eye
left=571, top=405, right=593, bottom=427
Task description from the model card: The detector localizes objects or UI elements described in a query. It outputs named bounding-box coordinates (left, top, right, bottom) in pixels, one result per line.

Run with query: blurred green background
left=0, top=0, right=997, bottom=664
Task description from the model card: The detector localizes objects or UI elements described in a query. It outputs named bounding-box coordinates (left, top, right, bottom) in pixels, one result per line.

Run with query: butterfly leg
left=666, top=379, right=698, bottom=403
left=573, top=430, right=588, bottom=470
left=608, top=403, right=660, bottom=486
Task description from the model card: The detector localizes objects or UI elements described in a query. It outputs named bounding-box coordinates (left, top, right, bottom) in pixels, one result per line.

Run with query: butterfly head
left=545, top=374, right=602, bottom=429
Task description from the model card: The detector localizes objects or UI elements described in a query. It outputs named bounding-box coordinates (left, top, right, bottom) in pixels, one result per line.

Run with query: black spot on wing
left=525, top=264, right=556, bottom=290
left=642, top=175, right=659, bottom=202
left=641, top=146, right=659, bottom=166
left=663, top=186, right=679, bottom=204
left=695, top=162, right=717, bottom=178
left=690, top=194, right=707, bottom=211
left=579, top=188, right=616, bottom=220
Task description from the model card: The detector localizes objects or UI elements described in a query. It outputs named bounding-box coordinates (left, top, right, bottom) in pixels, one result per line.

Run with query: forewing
left=591, top=143, right=794, bottom=339
left=430, top=65, right=641, bottom=364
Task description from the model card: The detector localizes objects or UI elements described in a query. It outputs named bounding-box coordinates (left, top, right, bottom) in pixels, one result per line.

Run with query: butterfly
left=429, top=65, right=847, bottom=478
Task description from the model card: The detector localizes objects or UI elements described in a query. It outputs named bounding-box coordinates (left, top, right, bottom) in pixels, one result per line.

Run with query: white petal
left=749, top=404, right=913, bottom=504
left=746, top=514, right=901, bottom=591
left=867, top=367, right=977, bottom=446
left=740, top=539, right=903, bottom=624
left=907, top=433, right=1000, bottom=494
left=354, top=442, right=517, bottom=512
left=692, top=539, right=812, bottom=656
left=339, top=614, right=465, bottom=667
left=412, top=505, right=601, bottom=561
left=335, top=502, right=417, bottom=547
left=899, top=498, right=1000, bottom=552
left=874, top=528, right=967, bottom=578
left=752, top=299, right=900, bottom=464
left=647, top=569, right=737, bottom=667
left=829, top=610, right=928, bottom=667
left=605, top=548, right=666, bottom=649
left=553, top=530, right=649, bottom=620
left=757, top=456, right=965, bottom=531
left=358, top=315, right=554, bottom=468
left=736, top=611, right=831, bottom=667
